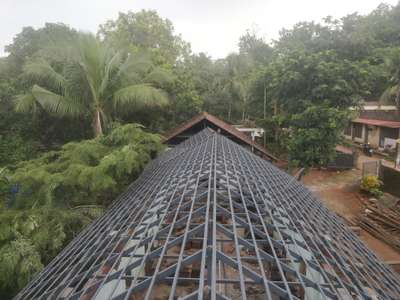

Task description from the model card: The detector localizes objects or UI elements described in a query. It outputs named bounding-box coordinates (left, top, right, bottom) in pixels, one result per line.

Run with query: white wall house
left=345, top=103, right=400, bottom=151
left=344, top=119, right=399, bottom=149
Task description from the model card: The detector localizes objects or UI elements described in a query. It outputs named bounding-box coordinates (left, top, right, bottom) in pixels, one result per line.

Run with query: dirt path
left=303, top=169, right=362, bottom=223
left=302, top=169, right=400, bottom=262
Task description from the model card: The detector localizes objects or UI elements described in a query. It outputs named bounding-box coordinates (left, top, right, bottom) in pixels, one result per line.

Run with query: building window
left=380, top=127, right=399, bottom=147
left=344, top=123, right=352, bottom=136
left=354, top=123, right=363, bottom=138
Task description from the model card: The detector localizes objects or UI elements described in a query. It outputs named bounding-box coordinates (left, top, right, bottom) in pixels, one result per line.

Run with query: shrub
left=0, top=207, right=102, bottom=298
left=0, top=237, right=43, bottom=298
left=360, top=175, right=383, bottom=198
left=6, top=124, right=162, bottom=208
left=0, top=135, right=39, bottom=168
left=0, top=123, right=162, bottom=298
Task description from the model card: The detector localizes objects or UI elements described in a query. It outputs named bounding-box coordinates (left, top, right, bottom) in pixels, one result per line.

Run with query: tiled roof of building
left=354, top=118, right=400, bottom=128
left=162, top=112, right=279, bottom=161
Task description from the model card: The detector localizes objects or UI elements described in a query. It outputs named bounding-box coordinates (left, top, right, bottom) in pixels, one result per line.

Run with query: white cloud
left=0, top=0, right=398, bottom=58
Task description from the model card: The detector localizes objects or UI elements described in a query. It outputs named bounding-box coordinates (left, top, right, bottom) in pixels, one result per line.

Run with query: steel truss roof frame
left=16, top=129, right=400, bottom=300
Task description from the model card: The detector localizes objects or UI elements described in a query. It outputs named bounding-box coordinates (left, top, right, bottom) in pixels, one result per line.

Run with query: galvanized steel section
left=16, top=128, right=400, bottom=300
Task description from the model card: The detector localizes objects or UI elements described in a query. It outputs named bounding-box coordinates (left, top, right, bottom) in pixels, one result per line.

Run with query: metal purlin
left=15, top=128, right=400, bottom=300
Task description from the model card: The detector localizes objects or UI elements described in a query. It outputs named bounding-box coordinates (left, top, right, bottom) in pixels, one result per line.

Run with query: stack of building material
left=358, top=202, right=400, bottom=251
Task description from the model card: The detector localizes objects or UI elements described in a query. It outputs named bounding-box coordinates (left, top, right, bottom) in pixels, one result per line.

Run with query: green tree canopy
left=5, top=23, right=78, bottom=75
left=0, top=124, right=162, bottom=298
left=14, top=33, right=172, bottom=137
left=248, top=49, right=368, bottom=167
left=98, top=10, right=190, bottom=65
left=381, top=47, right=400, bottom=111
left=6, top=124, right=162, bottom=208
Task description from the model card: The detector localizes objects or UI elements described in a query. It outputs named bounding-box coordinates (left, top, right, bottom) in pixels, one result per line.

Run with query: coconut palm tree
left=224, top=53, right=251, bottom=121
left=15, top=33, right=172, bottom=137
left=381, top=48, right=400, bottom=114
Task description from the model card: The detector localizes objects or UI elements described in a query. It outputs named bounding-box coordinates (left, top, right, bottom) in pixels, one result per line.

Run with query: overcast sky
left=1, top=0, right=399, bottom=58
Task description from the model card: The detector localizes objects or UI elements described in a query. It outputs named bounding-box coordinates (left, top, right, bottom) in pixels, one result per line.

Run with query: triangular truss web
left=16, top=128, right=400, bottom=300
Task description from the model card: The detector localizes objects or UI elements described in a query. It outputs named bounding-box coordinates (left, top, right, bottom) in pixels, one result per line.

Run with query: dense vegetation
left=6, top=124, right=161, bottom=208
left=0, top=124, right=161, bottom=297
left=1, top=3, right=400, bottom=298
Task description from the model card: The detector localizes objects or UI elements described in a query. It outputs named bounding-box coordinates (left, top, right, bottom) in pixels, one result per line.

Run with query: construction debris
left=358, top=202, right=400, bottom=252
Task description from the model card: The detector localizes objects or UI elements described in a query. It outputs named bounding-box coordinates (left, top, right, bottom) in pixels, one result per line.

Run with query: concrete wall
left=343, top=123, right=366, bottom=143
left=327, top=151, right=355, bottom=170
left=368, top=126, right=380, bottom=148
left=381, top=165, right=400, bottom=197
left=360, top=110, right=400, bottom=121
left=353, top=124, right=366, bottom=143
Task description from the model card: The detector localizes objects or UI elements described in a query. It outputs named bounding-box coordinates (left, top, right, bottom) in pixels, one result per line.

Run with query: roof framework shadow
left=15, top=128, right=400, bottom=300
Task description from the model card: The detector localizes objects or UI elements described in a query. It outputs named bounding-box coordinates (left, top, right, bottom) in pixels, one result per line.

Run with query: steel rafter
left=16, top=128, right=400, bottom=300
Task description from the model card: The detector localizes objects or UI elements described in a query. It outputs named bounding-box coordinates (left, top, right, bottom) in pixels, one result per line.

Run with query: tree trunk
left=92, top=109, right=103, bottom=137
left=274, top=100, right=279, bottom=142
left=274, top=100, right=278, bottom=116
left=242, top=96, right=247, bottom=121
left=228, top=102, right=232, bottom=121
left=263, top=82, right=267, bottom=120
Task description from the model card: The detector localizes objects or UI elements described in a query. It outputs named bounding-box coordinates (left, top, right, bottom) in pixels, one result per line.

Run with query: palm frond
left=14, top=93, right=38, bottom=114
left=119, top=54, right=153, bottom=77
left=75, top=33, right=106, bottom=102
left=63, top=63, right=91, bottom=103
left=24, top=59, right=67, bottom=92
left=71, top=205, right=104, bottom=219
left=99, top=50, right=123, bottom=96
left=32, top=85, right=86, bottom=117
left=380, top=85, right=399, bottom=105
left=145, top=67, right=175, bottom=87
left=113, top=84, right=168, bottom=113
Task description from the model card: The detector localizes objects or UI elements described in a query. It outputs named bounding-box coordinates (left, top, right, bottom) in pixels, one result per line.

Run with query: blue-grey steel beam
left=15, top=128, right=400, bottom=300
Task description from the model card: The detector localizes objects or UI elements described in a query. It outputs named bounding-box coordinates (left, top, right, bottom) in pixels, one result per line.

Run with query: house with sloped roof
left=344, top=103, right=400, bottom=151
left=162, top=112, right=279, bottom=162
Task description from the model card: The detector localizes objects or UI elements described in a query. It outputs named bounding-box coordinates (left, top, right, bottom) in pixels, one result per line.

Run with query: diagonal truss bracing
left=16, top=128, right=400, bottom=300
